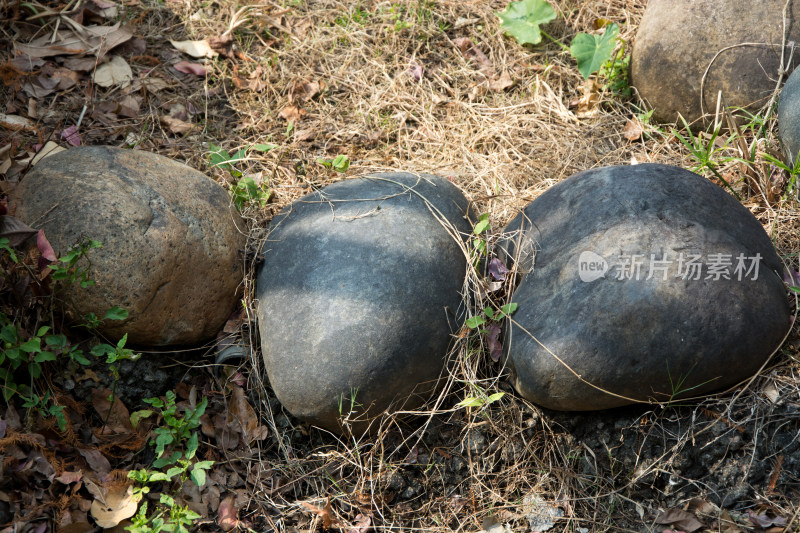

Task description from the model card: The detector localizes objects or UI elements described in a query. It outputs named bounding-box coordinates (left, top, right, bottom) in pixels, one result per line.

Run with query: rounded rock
left=498, top=164, right=790, bottom=411
left=11, top=146, right=244, bottom=346
left=631, top=0, right=800, bottom=125
left=779, top=66, right=800, bottom=165
left=256, top=173, right=471, bottom=432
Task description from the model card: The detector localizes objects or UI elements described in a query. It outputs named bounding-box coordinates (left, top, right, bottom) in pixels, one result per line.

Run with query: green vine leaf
left=570, top=23, right=620, bottom=80
left=497, top=0, right=557, bottom=46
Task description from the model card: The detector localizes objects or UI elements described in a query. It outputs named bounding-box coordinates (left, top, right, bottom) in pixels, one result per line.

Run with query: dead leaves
left=453, top=37, right=516, bottom=95
left=89, top=484, right=138, bottom=528
left=623, top=117, right=645, bottom=141
left=93, top=55, right=133, bottom=88
left=170, top=39, right=218, bottom=59
left=14, top=23, right=133, bottom=59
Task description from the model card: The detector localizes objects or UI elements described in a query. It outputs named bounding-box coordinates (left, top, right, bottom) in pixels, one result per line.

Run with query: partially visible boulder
left=499, top=164, right=790, bottom=411
left=11, top=146, right=244, bottom=346
left=779, top=66, right=800, bottom=164
left=256, top=173, right=472, bottom=433
left=631, top=0, right=800, bottom=125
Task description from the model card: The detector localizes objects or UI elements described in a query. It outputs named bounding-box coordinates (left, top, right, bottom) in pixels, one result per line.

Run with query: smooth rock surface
left=631, top=0, right=800, bottom=125
left=256, top=173, right=471, bottom=432
left=499, top=164, right=790, bottom=411
left=11, top=146, right=244, bottom=346
left=779, top=66, right=800, bottom=164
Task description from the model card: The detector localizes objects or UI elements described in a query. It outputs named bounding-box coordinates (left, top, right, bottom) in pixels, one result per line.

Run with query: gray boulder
left=256, top=173, right=471, bottom=432
left=631, top=0, right=800, bottom=125
left=779, top=66, right=800, bottom=165
left=499, top=164, right=790, bottom=411
left=11, top=146, right=244, bottom=346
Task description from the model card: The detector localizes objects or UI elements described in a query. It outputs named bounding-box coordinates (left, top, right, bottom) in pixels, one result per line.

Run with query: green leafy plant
left=599, top=35, right=631, bottom=96
left=672, top=116, right=741, bottom=200
left=457, top=389, right=505, bottom=409
left=465, top=303, right=518, bottom=330
left=50, top=238, right=102, bottom=288
left=570, top=23, right=619, bottom=80
left=230, top=176, right=272, bottom=210
left=126, top=392, right=214, bottom=533
left=470, top=213, right=490, bottom=267
left=135, top=391, right=208, bottom=467
left=497, top=0, right=557, bottom=46
left=317, top=154, right=351, bottom=173
left=209, top=143, right=275, bottom=210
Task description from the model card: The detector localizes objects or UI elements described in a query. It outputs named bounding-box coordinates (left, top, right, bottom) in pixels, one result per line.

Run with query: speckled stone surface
left=256, top=173, right=472, bottom=432
left=631, top=0, right=800, bottom=124
left=11, top=145, right=245, bottom=346
left=498, top=164, right=790, bottom=410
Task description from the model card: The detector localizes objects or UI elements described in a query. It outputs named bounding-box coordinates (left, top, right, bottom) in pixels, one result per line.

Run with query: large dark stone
left=256, top=173, right=472, bottom=432
left=779, top=66, right=800, bottom=164
left=631, top=0, right=800, bottom=125
left=499, top=164, right=790, bottom=411
left=11, top=146, right=245, bottom=346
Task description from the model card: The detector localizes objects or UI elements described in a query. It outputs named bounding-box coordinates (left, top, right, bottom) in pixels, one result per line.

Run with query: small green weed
left=465, top=302, right=518, bottom=330
left=50, top=238, right=102, bottom=288
left=127, top=392, right=213, bottom=533
left=209, top=143, right=275, bottom=210
left=317, top=154, right=351, bottom=173
left=672, top=116, right=741, bottom=199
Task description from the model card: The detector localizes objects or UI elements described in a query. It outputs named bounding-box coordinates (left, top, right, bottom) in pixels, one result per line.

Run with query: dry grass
left=3, top=0, right=800, bottom=531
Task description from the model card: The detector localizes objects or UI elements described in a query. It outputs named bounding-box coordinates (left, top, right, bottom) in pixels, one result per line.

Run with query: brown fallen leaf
left=301, top=497, right=339, bottom=530
left=347, top=513, right=371, bottom=533
left=453, top=37, right=494, bottom=76
left=160, top=115, right=194, bottom=134
left=655, top=508, right=703, bottom=533
left=174, top=61, right=206, bottom=76
left=227, top=385, right=265, bottom=445
left=30, top=141, right=66, bottom=166
left=623, top=118, right=644, bottom=141
left=91, top=388, right=132, bottom=434
left=217, top=494, right=239, bottom=531
left=208, top=35, right=236, bottom=58
left=90, top=484, right=138, bottom=528
left=78, top=447, right=112, bottom=476
left=0, top=215, right=37, bottom=246
left=574, top=78, right=601, bottom=117
left=0, top=113, right=36, bottom=131
left=171, top=39, right=218, bottom=59
left=279, top=105, right=306, bottom=122
left=93, top=56, right=133, bottom=88
left=490, top=71, right=514, bottom=92
left=14, top=23, right=133, bottom=59
left=289, top=79, right=323, bottom=103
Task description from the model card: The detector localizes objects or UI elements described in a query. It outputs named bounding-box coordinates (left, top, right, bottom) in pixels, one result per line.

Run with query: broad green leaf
left=473, top=219, right=490, bottom=235
left=332, top=154, right=350, bottom=172
left=570, top=23, right=620, bottom=79
left=500, top=302, right=518, bottom=316
left=252, top=143, right=277, bottom=152
left=148, top=472, right=170, bottom=482
left=1, top=324, right=18, bottom=344
left=465, top=315, right=486, bottom=329
left=33, top=350, right=56, bottom=362
left=186, top=432, right=198, bottom=459
left=487, top=392, right=506, bottom=402
left=497, top=0, right=557, bottom=46
left=165, top=466, right=184, bottom=479
left=457, top=396, right=485, bottom=408
left=36, top=326, right=50, bottom=336
left=484, top=307, right=494, bottom=319
left=20, top=338, right=41, bottom=353
left=104, top=306, right=129, bottom=321
left=130, top=409, right=153, bottom=428
left=190, top=468, right=206, bottom=487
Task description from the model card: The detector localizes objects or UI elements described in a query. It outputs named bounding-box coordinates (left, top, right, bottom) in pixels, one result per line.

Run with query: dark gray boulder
left=779, top=66, right=800, bottom=165
left=499, top=164, right=790, bottom=411
left=11, top=146, right=245, bottom=346
left=631, top=0, right=800, bottom=125
left=256, top=173, right=472, bottom=432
